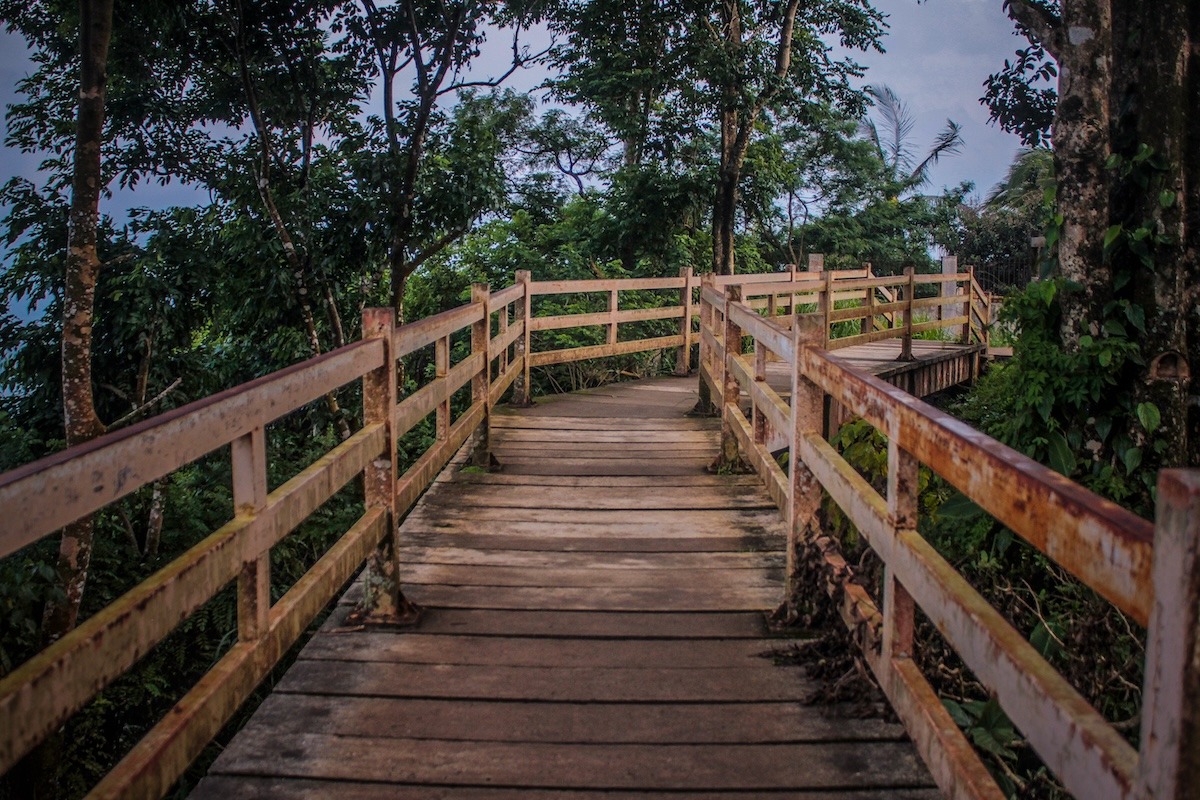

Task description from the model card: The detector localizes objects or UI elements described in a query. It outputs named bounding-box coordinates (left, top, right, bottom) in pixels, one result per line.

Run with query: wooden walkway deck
left=193, top=377, right=936, bottom=798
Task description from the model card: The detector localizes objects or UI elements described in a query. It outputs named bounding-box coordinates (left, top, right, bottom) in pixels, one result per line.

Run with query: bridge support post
left=898, top=267, right=915, bottom=362
left=694, top=273, right=718, bottom=415
left=356, top=307, right=420, bottom=625
left=1136, top=470, right=1200, bottom=799
left=717, top=285, right=744, bottom=470
left=512, top=270, right=533, bottom=406
left=783, top=315, right=826, bottom=619
left=674, top=266, right=694, bottom=376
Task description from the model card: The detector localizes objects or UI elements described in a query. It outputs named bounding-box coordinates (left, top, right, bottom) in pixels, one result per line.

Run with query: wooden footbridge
left=1, top=266, right=1197, bottom=799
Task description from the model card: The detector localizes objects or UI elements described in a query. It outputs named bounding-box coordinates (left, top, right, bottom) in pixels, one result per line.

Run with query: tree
left=983, top=1, right=1200, bottom=470
left=349, top=0, right=543, bottom=322
left=692, top=0, right=884, bottom=274
left=42, top=0, right=114, bottom=643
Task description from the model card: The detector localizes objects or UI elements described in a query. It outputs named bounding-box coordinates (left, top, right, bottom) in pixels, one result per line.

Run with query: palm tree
left=858, top=84, right=964, bottom=198
left=986, top=146, right=1054, bottom=213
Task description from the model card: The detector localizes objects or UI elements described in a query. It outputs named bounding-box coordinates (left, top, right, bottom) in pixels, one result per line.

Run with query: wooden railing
left=0, top=262, right=1001, bottom=797
left=700, top=283, right=1199, bottom=800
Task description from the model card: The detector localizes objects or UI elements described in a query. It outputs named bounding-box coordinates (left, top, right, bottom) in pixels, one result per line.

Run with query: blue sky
left=0, top=0, right=1026, bottom=219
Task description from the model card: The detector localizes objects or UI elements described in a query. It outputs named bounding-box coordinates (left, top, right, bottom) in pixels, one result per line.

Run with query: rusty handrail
left=701, top=284, right=1200, bottom=800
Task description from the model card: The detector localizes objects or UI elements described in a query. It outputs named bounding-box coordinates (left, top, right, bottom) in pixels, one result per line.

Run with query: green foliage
left=954, top=278, right=1163, bottom=514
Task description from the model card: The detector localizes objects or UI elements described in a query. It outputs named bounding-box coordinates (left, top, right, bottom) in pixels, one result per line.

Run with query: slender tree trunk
left=1185, top=2, right=1200, bottom=467
left=44, top=0, right=115, bottom=643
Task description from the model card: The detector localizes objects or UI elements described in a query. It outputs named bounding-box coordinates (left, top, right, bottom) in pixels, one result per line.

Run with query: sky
left=0, top=0, right=1028, bottom=219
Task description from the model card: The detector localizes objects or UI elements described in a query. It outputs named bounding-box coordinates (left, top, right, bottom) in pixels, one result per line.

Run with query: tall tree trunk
left=1124, top=0, right=1195, bottom=467
left=1052, top=0, right=1113, bottom=349
left=43, top=0, right=115, bottom=643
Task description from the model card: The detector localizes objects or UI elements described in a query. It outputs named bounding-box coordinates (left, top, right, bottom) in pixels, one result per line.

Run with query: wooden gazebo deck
left=192, top=378, right=937, bottom=798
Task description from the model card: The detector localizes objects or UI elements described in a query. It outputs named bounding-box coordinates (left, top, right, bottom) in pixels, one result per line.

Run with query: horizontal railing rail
left=701, top=282, right=1198, bottom=800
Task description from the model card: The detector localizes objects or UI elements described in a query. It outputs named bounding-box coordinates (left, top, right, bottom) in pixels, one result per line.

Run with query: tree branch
left=1004, top=0, right=1062, bottom=61
left=106, top=377, right=182, bottom=432
left=402, top=226, right=469, bottom=277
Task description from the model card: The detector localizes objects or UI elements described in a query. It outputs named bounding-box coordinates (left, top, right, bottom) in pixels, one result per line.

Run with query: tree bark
left=1050, top=0, right=1113, bottom=349
left=1122, top=1, right=1197, bottom=468
left=43, top=0, right=115, bottom=643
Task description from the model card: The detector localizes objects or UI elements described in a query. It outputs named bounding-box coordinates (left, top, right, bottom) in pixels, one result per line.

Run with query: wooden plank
left=529, top=335, right=684, bottom=368
left=399, top=583, right=779, bottom=611
left=299, top=634, right=797, bottom=669
left=727, top=302, right=794, bottom=361
left=399, top=564, right=781, bottom=589
left=490, top=445, right=715, bottom=459
left=530, top=305, right=684, bottom=332
left=278, top=659, right=809, bottom=702
left=530, top=276, right=684, bottom=294
left=489, top=415, right=718, bottom=431
left=393, top=302, right=484, bottom=356
left=399, top=532, right=777, bottom=554
left=402, top=505, right=785, bottom=531
left=419, top=487, right=770, bottom=511
left=490, top=459, right=712, bottom=476
left=489, top=282, right=524, bottom=308
left=213, top=693, right=910, bottom=745
left=207, top=734, right=933, bottom=791
left=492, top=429, right=716, bottom=443
left=395, top=547, right=782, bottom=570
left=0, top=338, right=383, bottom=558
left=444, top=472, right=756, bottom=487
left=380, top=608, right=773, bottom=639
left=192, top=776, right=944, bottom=800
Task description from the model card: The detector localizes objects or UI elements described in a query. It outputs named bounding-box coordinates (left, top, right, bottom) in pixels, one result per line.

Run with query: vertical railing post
left=232, top=426, right=268, bottom=642
left=752, top=338, right=768, bottom=446
left=675, top=266, right=694, bottom=376
left=819, top=269, right=833, bottom=347
left=513, top=270, right=532, bottom=406
left=785, top=314, right=826, bottom=617
left=900, top=266, right=915, bottom=361
left=862, top=282, right=875, bottom=336
left=358, top=308, right=417, bottom=622
left=696, top=273, right=717, bottom=414
left=883, top=432, right=919, bottom=663
left=941, top=254, right=959, bottom=331
left=435, top=334, right=450, bottom=441
left=471, top=283, right=491, bottom=466
left=608, top=285, right=620, bottom=347
left=962, top=265, right=975, bottom=344
left=1135, top=470, right=1200, bottom=799
left=718, top=284, right=743, bottom=469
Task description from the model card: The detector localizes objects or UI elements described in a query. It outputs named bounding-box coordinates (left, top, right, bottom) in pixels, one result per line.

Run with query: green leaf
left=1030, top=620, right=1064, bottom=660
left=1123, top=446, right=1143, bottom=474
left=1103, top=224, right=1124, bottom=249
left=942, top=698, right=972, bottom=728
left=938, top=491, right=984, bottom=522
left=1094, top=416, right=1113, bottom=441
left=1136, top=402, right=1161, bottom=434
left=1098, top=349, right=1112, bottom=367
left=1047, top=431, right=1074, bottom=476
left=1124, top=304, right=1146, bottom=333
